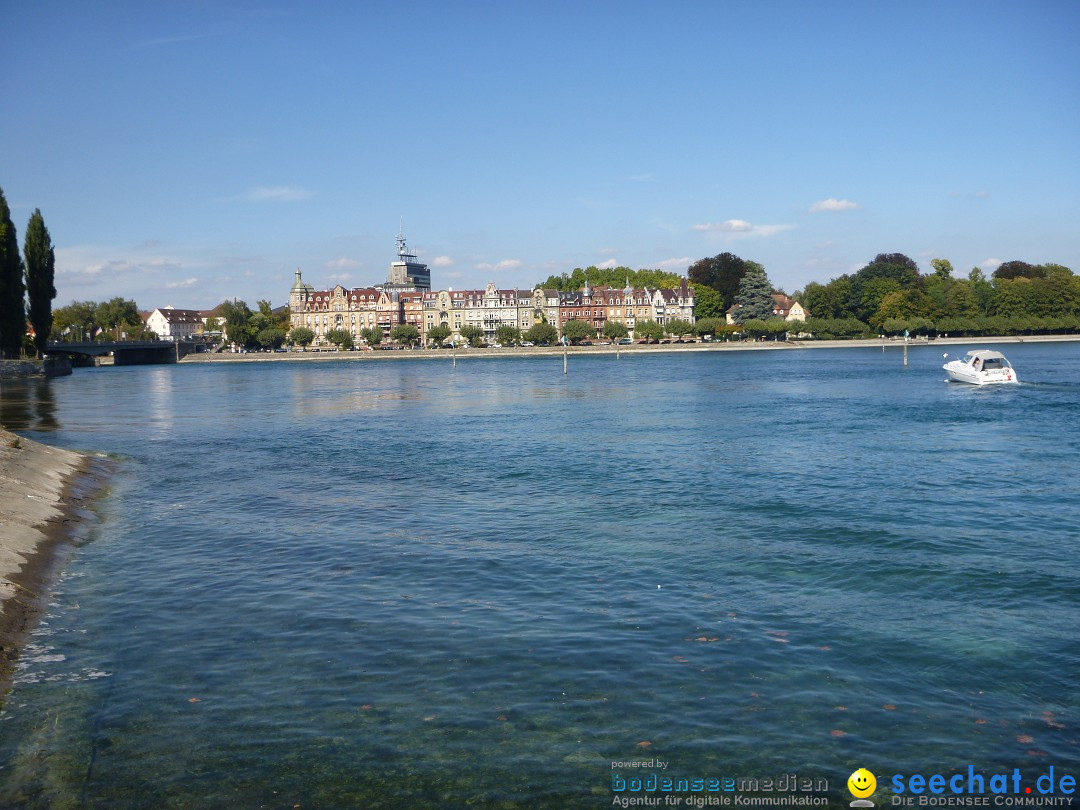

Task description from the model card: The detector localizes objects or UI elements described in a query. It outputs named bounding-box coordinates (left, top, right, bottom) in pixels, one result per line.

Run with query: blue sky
left=3, top=0, right=1078, bottom=309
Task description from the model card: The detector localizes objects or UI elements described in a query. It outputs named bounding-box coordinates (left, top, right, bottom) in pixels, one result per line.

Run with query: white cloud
left=475, top=259, right=523, bottom=272
left=328, top=272, right=352, bottom=282
left=325, top=257, right=360, bottom=269
left=980, top=257, right=1002, bottom=270
left=245, top=186, right=314, bottom=202
left=165, top=277, right=199, bottom=289
left=809, top=198, right=862, bottom=213
left=657, top=257, right=694, bottom=271
left=433, top=255, right=455, bottom=267
left=598, top=258, right=619, bottom=269
left=692, top=219, right=793, bottom=238
left=56, top=249, right=174, bottom=278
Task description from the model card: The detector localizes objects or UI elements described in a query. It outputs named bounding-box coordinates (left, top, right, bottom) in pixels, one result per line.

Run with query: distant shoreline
left=179, top=333, right=1080, bottom=363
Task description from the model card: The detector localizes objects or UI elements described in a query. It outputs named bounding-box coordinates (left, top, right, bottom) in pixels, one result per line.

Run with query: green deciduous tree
left=289, top=326, right=315, bottom=347
left=360, top=326, right=383, bottom=346
left=218, top=299, right=256, bottom=348
left=666, top=318, right=695, bottom=338
left=459, top=324, right=485, bottom=347
left=740, top=318, right=769, bottom=339
left=560, top=319, right=593, bottom=344
left=0, top=187, right=25, bottom=357
left=993, top=260, right=1044, bottom=280
left=95, top=297, right=141, bottom=336
left=967, top=268, right=994, bottom=314
left=23, top=209, right=56, bottom=355
left=523, top=322, right=558, bottom=345
left=494, top=324, right=520, bottom=347
left=931, top=258, right=954, bottom=280
left=601, top=320, right=629, bottom=341
left=51, top=301, right=97, bottom=340
left=693, top=317, right=723, bottom=337
left=689, top=284, right=726, bottom=319
left=537, top=266, right=683, bottom=293
left=633, top=319, right=665, bottom=341
left=688, top=253, right=751, bottom=313
left=326, top=328, right=354, bottom=350
left=390, top=323, right=420, bottom=347
left=426, top=323, right=451, bottom=347
left=764, top=318, right=789, bottom=340
left=255, top=328, right=285, bottom=349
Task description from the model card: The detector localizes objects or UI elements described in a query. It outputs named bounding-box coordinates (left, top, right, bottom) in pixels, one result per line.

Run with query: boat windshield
left=982, top=358, right=1005, bottom=370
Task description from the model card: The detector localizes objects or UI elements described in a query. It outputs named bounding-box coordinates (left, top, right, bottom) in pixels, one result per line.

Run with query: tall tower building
left=384, top=227, right=431, bottom=292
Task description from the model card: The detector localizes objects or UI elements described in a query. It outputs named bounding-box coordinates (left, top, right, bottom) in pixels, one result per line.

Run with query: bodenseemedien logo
left=848, top=768, right=876, bottom=807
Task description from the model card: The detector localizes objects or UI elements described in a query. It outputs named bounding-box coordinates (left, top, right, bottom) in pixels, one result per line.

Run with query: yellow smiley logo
left=848, top=768, right=876, bottom=799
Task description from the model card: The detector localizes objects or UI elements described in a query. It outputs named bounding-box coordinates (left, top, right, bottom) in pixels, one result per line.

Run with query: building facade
left=289, top=233, right=695, bottom=345
left=146, top=307, right=204, bottom=340
left=559, top=279, right=696, bottom=334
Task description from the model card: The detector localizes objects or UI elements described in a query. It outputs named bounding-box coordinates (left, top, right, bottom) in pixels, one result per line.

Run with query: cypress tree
left=24, top=209, right=57, bottom=356
left=0, top=186, right=27, bottom=358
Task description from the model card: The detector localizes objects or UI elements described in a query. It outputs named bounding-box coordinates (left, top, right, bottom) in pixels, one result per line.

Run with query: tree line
left=796, top=255, right=1080, bottom=337
left=536, top=252, right=1080, bottom=339
left=0, top=186, right=56, bottom=358
left=537, top=266, right=686, bottom=293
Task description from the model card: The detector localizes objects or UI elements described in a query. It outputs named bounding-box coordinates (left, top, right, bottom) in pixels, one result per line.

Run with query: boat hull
left=943, top=362, right=1018, bottom=385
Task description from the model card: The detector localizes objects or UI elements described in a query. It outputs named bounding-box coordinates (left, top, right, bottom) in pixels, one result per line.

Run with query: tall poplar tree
left=24, top=209, right=56, bottom=355
left=0, top=186, right=26, bottom=358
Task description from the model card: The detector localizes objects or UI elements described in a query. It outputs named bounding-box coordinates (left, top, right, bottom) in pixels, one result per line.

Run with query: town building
left=146, top=306, right=204, bottom=340
left=725, top=294, right=808, bottom=324
left=770, top=294, right=807, bottom=321
left=289, top=230, right=433, bottom=344
left=289, top=232, right=695, bottom=345
left=559, top=279, right=696, bottom=334
left=421, top=284, right=549, bottom=344
left=384, top=229, right=431, bottom=292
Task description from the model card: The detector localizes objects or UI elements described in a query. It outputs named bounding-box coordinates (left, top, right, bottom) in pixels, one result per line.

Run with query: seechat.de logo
left=848, top=768, right=876, bottom=807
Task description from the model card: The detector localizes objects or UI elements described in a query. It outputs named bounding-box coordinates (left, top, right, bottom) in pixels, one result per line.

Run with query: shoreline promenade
left=179, top=333, right=1080, bottom=364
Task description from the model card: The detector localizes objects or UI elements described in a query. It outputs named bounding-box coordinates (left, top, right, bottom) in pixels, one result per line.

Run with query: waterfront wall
left=0, top=357, right=72, bottom=380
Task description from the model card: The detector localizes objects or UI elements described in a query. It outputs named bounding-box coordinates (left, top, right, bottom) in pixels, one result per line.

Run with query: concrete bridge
left=47, top=340, right=213, bottom=365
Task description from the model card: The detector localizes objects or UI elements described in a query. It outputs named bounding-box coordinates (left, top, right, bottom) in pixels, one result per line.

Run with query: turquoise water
left=1, top=343, right=1078, bottom=808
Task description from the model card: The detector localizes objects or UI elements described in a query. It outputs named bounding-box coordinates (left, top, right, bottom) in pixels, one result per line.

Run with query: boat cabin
left=965, top=350, right=1009, bottom=371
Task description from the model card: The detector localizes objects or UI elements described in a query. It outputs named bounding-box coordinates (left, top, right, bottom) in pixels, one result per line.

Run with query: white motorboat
left=943, top=350, right=1019, bottom=385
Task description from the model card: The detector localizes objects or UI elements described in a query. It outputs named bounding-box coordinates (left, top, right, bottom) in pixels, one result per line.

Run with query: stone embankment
left=0, top=428, right=104, bottom=700
left=0, top=357, right=72, bottom=379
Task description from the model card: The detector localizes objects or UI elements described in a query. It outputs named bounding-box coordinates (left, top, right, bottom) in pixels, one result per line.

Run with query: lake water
left=1, top=343, right=1078, bottom=808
